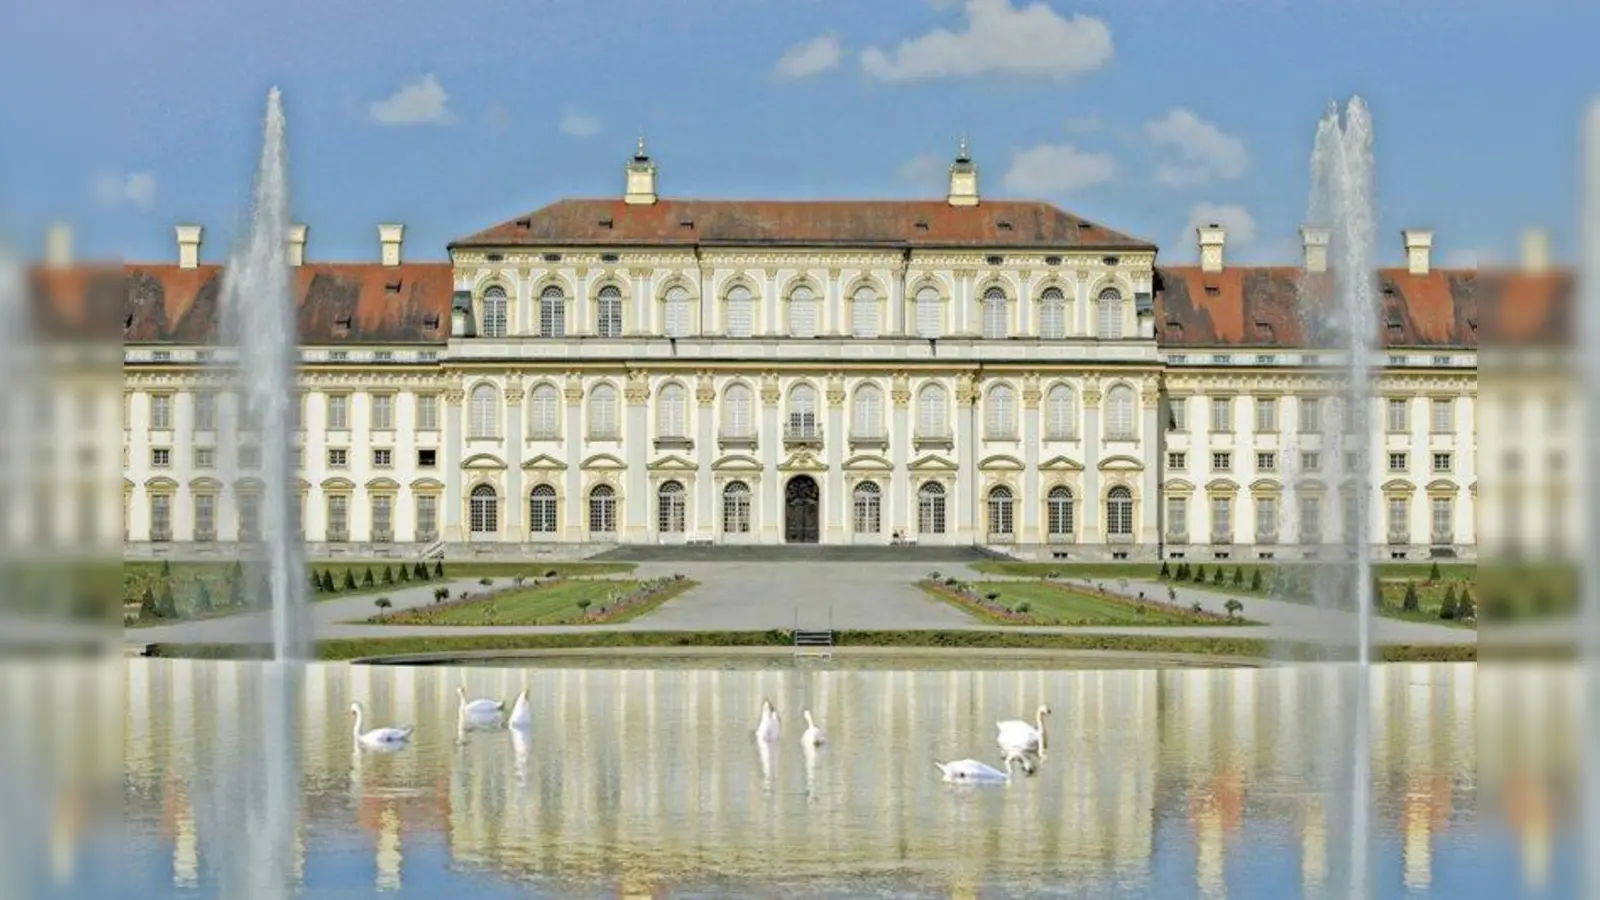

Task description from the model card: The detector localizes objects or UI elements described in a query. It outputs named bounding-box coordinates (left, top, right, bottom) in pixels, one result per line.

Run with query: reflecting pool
left=101, top=660, right=1581, bottom=897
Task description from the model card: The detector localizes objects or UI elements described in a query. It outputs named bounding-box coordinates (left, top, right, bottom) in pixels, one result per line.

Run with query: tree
left=1224, top=598, right=1244, bottom=619
left=1371, top=575, right=1385, bottom=608
left=158, top=584, right=179, bottom=619
left=161, top=560, right=172, bottom=579
left=311, top=570, right=323, bottom=593
left=362, top=566, right=375, bottom=587
left=1232, top=566, right=1244, bottom=587
left=1428, top=560, right=1442, bottom=583
left=413, top=561, right=427, bottom=581
left=1402, top=581, right=1420, bottom=612
left=321, top=570, right=337, bottom=593
left=140, top=587, right=160, bottom=620
left=1160, top=560, right=1171, bottom=580
left=577, top=598, right=592, bottom=616
left=434, top=560, right=444, bottom=579
left=1439, top=589, right=1459, bottom=620
left=1211, top=568, right=1224, bottom=585
left=398, top=564, right=411, bottom=583
left=229, top=571, right=246, bottom=608
left=1250, top=569, right=1264, bottom=592
left=382, top=565, right=394, bottom=585
left=1457, top=589, right=1476, bottom=620
left=195, top=581, right=213, bottom=613
left=343, top=569, right=358, bottom=591
left=1194, top=564, right=1207, bottom=584
left=374, top=597, right=392, bottom=614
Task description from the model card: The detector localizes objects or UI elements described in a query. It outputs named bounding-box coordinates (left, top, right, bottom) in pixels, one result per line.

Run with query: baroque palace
left=100, top=141, right=1569, bottom=562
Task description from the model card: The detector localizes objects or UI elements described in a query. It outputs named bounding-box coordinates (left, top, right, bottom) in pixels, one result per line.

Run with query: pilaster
left=890, top=372, right=911, bottom=537
left=1140, top=383, right=1161, bottom=545
left=504, top=383, right=524, bottom=537
left=1082, top=379, right=1102, bottom=543
left=563, top=376, right=584, bottom=540
left=760, top=372, right=782, bottom=542
left=624, top=372, right=651, bottom=541
left=695, top=372, right=716, bottom=536
left=1021, top=374, right=1042, bottom=541
left=955, top=372, right=979, bottom=541
left=443, top=386, right=464, bottom=539
left=826, top=372, right=846, bottom=537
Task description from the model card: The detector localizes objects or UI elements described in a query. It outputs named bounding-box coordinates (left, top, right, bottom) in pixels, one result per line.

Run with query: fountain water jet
left=1579, top=98, right=1600, bottom=898
left=1302, top=96, right=1379, bottom=897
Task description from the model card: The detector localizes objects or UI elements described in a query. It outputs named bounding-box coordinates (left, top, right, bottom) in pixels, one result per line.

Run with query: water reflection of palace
left=112, top=660, right=1576, bottom=896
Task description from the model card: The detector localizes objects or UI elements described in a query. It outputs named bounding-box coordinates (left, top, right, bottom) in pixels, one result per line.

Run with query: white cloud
left=897, top=153, right=946, bottom=190
left=1179, top=203, right=1258, bottom=258
left=774, top=34, right=842, bottom=79
left=1001, top=143, right=1117, bottom=194
left=1145, top=108, right=1248, bottom=187
left=90, top=169, right=157, bottom=210
left=860, top=0, right=1113, bottom=83
left=558, top=109, right=602, bottom=138
left=367, top=74, right=455, bottom=126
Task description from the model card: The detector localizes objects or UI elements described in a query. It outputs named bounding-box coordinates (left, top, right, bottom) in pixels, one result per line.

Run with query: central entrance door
left=784, top=475, right=821, bottom=544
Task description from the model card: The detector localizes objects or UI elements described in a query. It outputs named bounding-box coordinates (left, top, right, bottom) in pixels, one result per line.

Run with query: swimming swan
left=997, top=704, right=1051, bottom=756
left=800, top=709, right=826, bottom=747
left=755, top=699, right=781, bottom=742
left=457, top=686, right=506, bottom=720
left=508, top=689, right=532, bottom=730
left=935, top=753, right=1026, bottom=784
left=350, top=702, right=413, bottom=748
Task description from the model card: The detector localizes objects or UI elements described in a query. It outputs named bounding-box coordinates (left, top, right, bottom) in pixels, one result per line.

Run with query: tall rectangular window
left=1387, top=496, right=1409, bottom=542
left=1167, top=496, right=1188, bottom=541
left=1386, top=397, right=1409, bottom=432
left=1431, top=397, right=1453, bottom=433
left=326, top=495, right=349, bottom=541
left=371, top=495, right=393, bottom=541
left=1211, top=496, right=1232, bottom=542
left=416, top=495, right=438, bottom=542
left=194, top=494, right=216, bottom=541
left=1299, top=495, right=1322, bottom=543
left=370, top=394, right=394, bottom=430
left=1255, top=496, right=1279, bottom=542
left=915, top=289, right=941, bottom=338
left=193, top=392, right=216, bottom=431
left=596, top=286, right=624, bottom=338
left=416, top=394, right=439, bottom=431
left=1300, top=397, right=1322, bottom=433
left=1166, top=396, right=1188, bottom=432
left=150, top=394, right=173, bottom=430
left=150, top=494, right=172, bottom=541
left=1210, top=397, right=1232, bottom=432
left=1254, top=397, right=1278, bottom=432
left=326, top=394, right=349, bottom=430
left=1431, top=496, right=1452, bottom=543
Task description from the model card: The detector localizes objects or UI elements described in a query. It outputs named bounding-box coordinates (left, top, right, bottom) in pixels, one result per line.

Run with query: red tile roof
left=116, top=262, right=454, bottom=344
left=449, top=198, right=1157, bottom=251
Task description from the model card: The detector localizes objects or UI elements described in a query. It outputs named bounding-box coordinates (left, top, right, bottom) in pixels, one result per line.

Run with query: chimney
left=1521, top=227, right=1550, bottom=274
left=377, top=223, right=404, bottom=266
left=623, top=136, right=658, bottom=206
left=175, top=225, right=203, bottom=269
left=1197, top=224, right=1226, bottom=273
left=1402, top=229, right=1434, bottom=276
left=44, top=223, right=72, bottom=268
left=947, top=137, right=979, bottom=207
left=1299, top=226, right=1330, bottom=274
left=288, top=224, right=308, bottom=267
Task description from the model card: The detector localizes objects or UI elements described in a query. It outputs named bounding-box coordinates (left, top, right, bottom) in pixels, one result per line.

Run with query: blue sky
left=0, top=0, right=1594, bottom=267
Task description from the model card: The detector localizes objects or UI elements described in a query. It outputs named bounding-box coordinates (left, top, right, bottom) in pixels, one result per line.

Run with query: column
left=760, top=375, right=781, bottom=542
left=563, top=379, right=584, bottom=541
left=699, top=267, right=713, bottom=336
left=890, top=267, right=906, bottom=336
left=890, top=376, right=911, bottom=536
left=1076, top=276, right=1090, bottom=335
left=624, top=376, right=651, bottom=542
left=504, top=384, right=524, bottom=540
left=628, top=268, right=650, bottom=336
left=955, top=374, right=979, bottom=541
left=827, top=269, right=843, bottom=336
left=443, top=388, right=464, bottom=541
left=1021, top=377, right=1042, bottom=542
left=695, top=377, right=716, bottom=536
left=575, top=269, right=591, bottom=335
left=826, top=378, right=846, bottom=541
left=1141, top=382, right=1161, bottom=548
left=954, top=270, right=972, bottom=335
left=764, top=271, right=780, bottom=337
left=1083, top=381, right=1102, bottom=544
left=1018, top=272, right=1033, bottom=337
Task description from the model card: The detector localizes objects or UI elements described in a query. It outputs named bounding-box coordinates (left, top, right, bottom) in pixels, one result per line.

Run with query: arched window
left=1039, top=286, right=1067, bottom=339
left=722, top=481, right=751, bottom=534
left=469, top=484, right=498, bottom=534
left=588, top=484, right=616, bottom=534
left=987, top=485, right=1015, bottom=537
left=851, top=285, right=880, bottom=338
left=657, top=480, right=686, bottom=533
left=1097, top=287, right=1124, bottom=340
left=1106, top=384, right=1136, bottom=440
left=528, top=384, right=560, bottom=439
left=1046, top=384, right=1078, bottom=440
left=853, top=481, right=881, bottom=533
left=721, top=384, right=753, bottom=438
left=596, top=284, right=623, bottom=338
left=917, top=385, right=948, bottom=439
left=529, top=484, right=557, bottom=535
left=981, top=286, right=1008, bottom=339
left=1047, top=486, right=1075, bottom=538
left=918, top=482, right=947, bottom=534
left=788, top=384, right=818, bottom=438
left=852, top=384, right=883, bottom=439
left=985, top=385, right=1017, bottom=440
left=588, top=384, right=619, bottom=439
left=915, top=286, right=942, bottom=338
left=657, top=383, right=687, bottom=438
left=788, top=284, right=817, bottom=338
left=1107, top=486, right=1134, bottom=537
left=539, top=285, right=566, bottom=337
left=481, top=286, right=508, bottom=338
left=664, top=285, right=691, bottom=338
left=725, top=284, right=754, bottom=338
left=470, top=384, right=499, bottom=438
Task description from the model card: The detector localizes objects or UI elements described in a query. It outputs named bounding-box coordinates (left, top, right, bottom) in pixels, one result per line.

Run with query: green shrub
left=1224, top=598, right=1244, bottom=619
left=1194, top=564, right=1207, bottom=584
left=985, top=591, right=1000, bottom=601
left=1211, top=568, right=1224, bottom=585
left=311, top=570, right=324, bottom=592
left=1439, top=589, right=1459, bottom=620
left=1402, top=582, right=1419, bottom=612
left=398, top=565, right=410, bottom=583
left=1457, top=589, right=1476, bottom=620
left=1428, top=561, right=1442, bottom=583
left=434, top=560, right=444, bottom=579
left=1250, top=569, right=1264, bottom=592
left=1232, top=566, right=1244, bottom=587
left=140, top=587, right=160, bottom=620
left=382, top=565, right=394, bottom=584
left=1159, top=560, right=1171, bottom=580
left=479, top=577, right=493, bottom=586
left=1177, top=562, right=1190, bottom=581
left=362, top=567, right=375, bottom=587
left=577, top=599, right=592, bottom=614
left=195, top=581, right=212, bottom=613
left=1016, top=602, right=1031, bottom=614
left=321, top=570, right=337, bottom=593
left=544, top=569, right=558, bottom=578
left=375, top=597, right=392, bottom=612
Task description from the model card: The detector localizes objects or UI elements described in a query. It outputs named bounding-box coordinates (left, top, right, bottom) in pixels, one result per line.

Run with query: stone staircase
left=589, top=544, right=997, bottom=563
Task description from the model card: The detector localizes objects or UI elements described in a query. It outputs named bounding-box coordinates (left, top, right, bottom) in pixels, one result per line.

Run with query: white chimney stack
left=1197, top=224, right=1226, bottom=273
left=1402, top=229, right=1434, bottom=276
left=623, top=137, right=658, bottom=206
left=1521, top=227, right=1550, bottom=274
left=289, top=223, right=308, bottom=267
left=378, top=223, right=404, bottom=266
left=947, top=137, right=979, bottom=207
left=1299, top=226, right=1330, bottom=274
left=44, top=223, right=72, bottom=268
left=175, top=225, right=203, bottom=269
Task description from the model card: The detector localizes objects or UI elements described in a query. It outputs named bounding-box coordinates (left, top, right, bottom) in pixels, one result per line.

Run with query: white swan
left=508, top=689, right=532, bottom=730
left=350, top=702, right=412, bottom=748
left=800, top=709, right=826, bottom=747
left=936, top=753, right=1029, bottom=784
left=997, top=704, right=1051, bottom=755
left=457, top=686, right=506, bottom=720
left=755, top=699, right=781, bottom=742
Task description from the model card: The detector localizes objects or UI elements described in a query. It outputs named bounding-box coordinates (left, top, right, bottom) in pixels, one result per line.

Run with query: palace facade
left=99, top=143, right=1570, bottom=562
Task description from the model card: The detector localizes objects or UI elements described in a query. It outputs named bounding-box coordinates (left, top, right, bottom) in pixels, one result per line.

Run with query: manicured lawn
left=969, top=561, right=1162, bottom=579
left=372, top=577, right=695, bottom=627
left=1374, top=575, right=1479, bottom=628
left=919, top=578, right=1249, bottom=627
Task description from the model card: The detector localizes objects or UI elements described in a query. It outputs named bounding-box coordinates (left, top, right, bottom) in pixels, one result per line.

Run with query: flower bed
left=919, top=578, right=1042, bottom=624
left=581, top=574, right=693, bottom=624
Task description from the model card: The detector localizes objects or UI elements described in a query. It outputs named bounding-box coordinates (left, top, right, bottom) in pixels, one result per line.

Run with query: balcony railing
left=1430, top=530, right=1454, bottom=545
left=372, top=530, right=394, bottom=544
left=326, top=530, right=349, bottom=543
left=1256, top=530, right=1279, bottom=545
left=1388, top=530, right=1410, bottom=545
left=1166, top=531, right=1189, bottom=545
left=193, top=529, right=216, bottom=543
left=718, top=431, right=757, bottom=450
left=1210, top=532, right=1234, bottom=545
left=914, top=430, right=954, bottom=450
left=849, top=431, right=888, bottom=450
left=783, top=426, right=823, bottom=447
left=1047, top=531, right=1077, bottom=544
left=151, top=530, right=172, bottom=542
